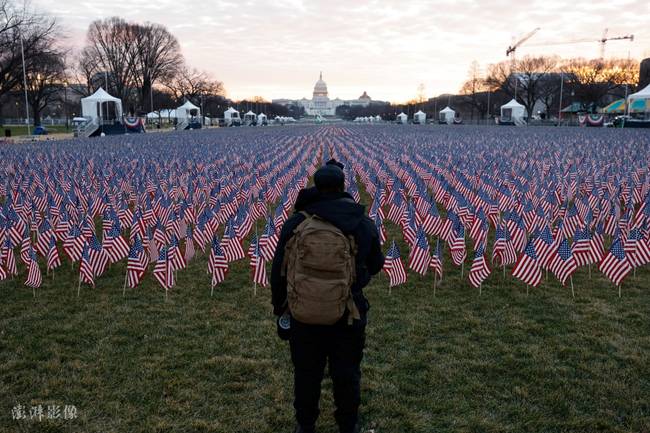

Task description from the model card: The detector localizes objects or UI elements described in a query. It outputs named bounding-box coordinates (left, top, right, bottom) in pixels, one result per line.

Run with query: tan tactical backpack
left=284, top=212, right=359, bottom=325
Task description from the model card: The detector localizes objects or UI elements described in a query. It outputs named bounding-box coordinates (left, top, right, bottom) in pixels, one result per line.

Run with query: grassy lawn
left=1, top=231, right=649, bottom=433
left=1, top=166, right=649, bottom=433
left=1, top=124, right=70, bottom=137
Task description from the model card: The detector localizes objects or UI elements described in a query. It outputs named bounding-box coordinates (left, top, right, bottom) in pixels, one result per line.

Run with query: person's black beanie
left=314, top=160, right=345, bottom=191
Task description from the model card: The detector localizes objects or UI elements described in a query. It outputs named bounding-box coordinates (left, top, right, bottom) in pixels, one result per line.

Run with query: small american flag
left=469, top=243, right=490, bottom=288
left=46, top=235, right=61, bottom=271
left=209, top=235, right=229, bottom=288
left=548, top=238, right=577, bottom=286
left=408, top=229, right=430, bottom=276
left=153, top=246, right=175, bottom=290
left=512, top=238, right=542, bottom=287
left=384, top=240, right=407, bottom=287
left=250, top=239, right=268, bottom=287
left=104, top=224, right=130, bottom=264
left=429, top=239, right=443, bottom=278
left=25, top=247, right=42, bottom=288
left=599, top=237, right=632, bottom=286
left=127, top=235, right=148, bottom=288
left=79, top=243, right=95, bottom=287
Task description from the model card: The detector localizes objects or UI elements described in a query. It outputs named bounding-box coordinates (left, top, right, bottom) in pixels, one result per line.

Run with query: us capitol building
left=272, top=72, right=379, bottom=116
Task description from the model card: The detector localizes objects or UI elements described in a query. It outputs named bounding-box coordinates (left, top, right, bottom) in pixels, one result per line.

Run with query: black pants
left=289, top=318, right=365, bottom=432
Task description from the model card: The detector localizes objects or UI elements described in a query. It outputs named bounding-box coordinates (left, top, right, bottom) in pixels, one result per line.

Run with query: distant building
left=272, top=72, right=379, bottom=116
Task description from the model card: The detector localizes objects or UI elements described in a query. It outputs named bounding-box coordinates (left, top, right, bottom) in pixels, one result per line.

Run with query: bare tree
left=132, top=22, right=183, bottom=112
left=0, top=0, right=59, bottom=99
left=460, top=60, right=487, bottom=119
left=162, top=66, right=224, bottom=105
left=68, top=47, right=103, bottom=97
left=485, top=56, right=559, bottom=118
left=22, top=50, right=66, bottom=125
left=561, top=58, right=639, bottom=109
left=83, top=17, right=139, bottom=103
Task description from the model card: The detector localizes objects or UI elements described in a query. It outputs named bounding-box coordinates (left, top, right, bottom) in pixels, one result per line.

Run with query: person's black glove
left=276, top=313, right=291, bottom=341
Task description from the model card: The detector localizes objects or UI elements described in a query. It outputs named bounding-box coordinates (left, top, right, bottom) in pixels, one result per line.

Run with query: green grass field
left=1, top=124, right=70, bottom=137
left=1, top=171, right=650, bottom=433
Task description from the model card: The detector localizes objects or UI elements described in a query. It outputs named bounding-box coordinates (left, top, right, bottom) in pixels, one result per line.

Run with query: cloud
left=35, top=0, right=650, bottom=101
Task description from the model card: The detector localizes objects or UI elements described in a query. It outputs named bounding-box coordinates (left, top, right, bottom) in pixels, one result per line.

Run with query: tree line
left=0, top=0, right=239, bottom=126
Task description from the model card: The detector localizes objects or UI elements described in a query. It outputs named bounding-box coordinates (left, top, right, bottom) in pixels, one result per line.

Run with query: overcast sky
left=33, top=0, right=650, bottom=102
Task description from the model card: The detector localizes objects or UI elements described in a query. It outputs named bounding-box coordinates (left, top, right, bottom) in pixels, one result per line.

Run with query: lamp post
left=557, top=72, right=564, bottom=126
left=64, top=81, right=69, bottom=130
left=19, top=29, right=30, bottom=135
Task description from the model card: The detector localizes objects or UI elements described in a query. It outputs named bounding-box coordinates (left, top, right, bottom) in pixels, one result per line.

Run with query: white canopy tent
left=500, top=99, right=527, bottom=124
left=414, top=110, right=426, bottom=124
left=396, top=112, right=408, bottom=124
left=176, top=100, right=200, bottom=119
left=244, top=110, right=257, bottom=124
left=224, top=107, right=241, bottom=126
left=627, top=83, right=650, bottom=116
left=375, top=115, right=382, bottom=122
left=146, top=109, right=176, bottom=120
left=81, top=88, right=123, bottom=122
left=257, top=113, right=268, bottom=125
left=439, top=106, right=455, bottom=124
left=628, top=83, right=650, bottom=101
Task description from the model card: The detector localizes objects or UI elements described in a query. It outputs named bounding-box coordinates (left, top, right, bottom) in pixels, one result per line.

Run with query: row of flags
left=2, top=125, right=650, bottom=297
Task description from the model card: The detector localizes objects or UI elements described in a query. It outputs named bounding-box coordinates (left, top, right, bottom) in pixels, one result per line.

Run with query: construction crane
left=599, top=28, right=634, bottom=59
left=527, top=28, right=634, bottom=59
left=506, top=27, right=541, bottom=59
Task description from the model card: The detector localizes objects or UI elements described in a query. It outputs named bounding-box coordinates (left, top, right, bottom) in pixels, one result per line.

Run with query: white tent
left=224, top=107, right=240, bottom=126
left=176, top=100, right=200, bottom=119
left=257, top=113, right=268, bottom=125
left=414, top=110, right=426, bottom=124
left=375, top=115, right=382, bottom=122
left=439, top=106, right=455, bottom=124
left=628, top=83, right=650, bottom=101
left=627, top=83, right=650, bottom=115
left=244, top=110, right=257, bottom=124
left=396, top=112, right=408, bottom=124
left=81, top=88, right=123, bottom=122
left=146, top=109, right=176, bottom=120
left=500, top=99, right=526, bottom=123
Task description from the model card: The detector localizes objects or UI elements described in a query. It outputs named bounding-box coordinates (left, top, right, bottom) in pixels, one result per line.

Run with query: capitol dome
left=313, top=72, right=329, bottom=98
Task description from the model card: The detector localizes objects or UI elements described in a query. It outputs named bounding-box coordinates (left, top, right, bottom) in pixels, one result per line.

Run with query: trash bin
left=4, top=129, right=10, bottom=137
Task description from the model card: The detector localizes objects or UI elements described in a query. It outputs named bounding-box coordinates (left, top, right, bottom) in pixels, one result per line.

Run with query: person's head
left=314, top=159, right=345, bottom=193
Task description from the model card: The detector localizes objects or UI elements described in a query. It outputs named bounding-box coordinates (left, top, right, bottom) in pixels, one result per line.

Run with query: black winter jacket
left=271, top=188, right=385, bottom=323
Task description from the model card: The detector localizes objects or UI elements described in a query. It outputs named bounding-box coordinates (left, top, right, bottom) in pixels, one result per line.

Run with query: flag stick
left=122, top=272, right=128, bottom=297
left=461, top=262, right=464, bottom=278
left=479, top=283, right=482, bottom=296
left=618, top=284, right=621, bottom=298
left=526, top=284, right=529, bottom=295
left=254, top=222, right=260, bottom=297
left=77, top=276, right=81, bottom=297
left=588, top=263, right=591, bottom=279
left=165, top=287, right=168, bottom=300
left=211, top=281, right=214, bottom=297
left=570, top=276, right=575, bottom=298
left=33, top=286, right=36, bottom=298
left=503, top=264, right=506, bottom=279
left=433, top=273, right=437, bottom=297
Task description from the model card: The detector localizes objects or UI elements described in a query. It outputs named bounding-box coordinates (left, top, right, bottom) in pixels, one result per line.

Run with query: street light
left=19, top=23, right=30, bottom=135
left=64, top=81, right=69, bottom=130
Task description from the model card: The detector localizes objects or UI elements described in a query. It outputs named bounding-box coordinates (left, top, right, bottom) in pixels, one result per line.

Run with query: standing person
left=271, top=159, right=384, bottom=433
